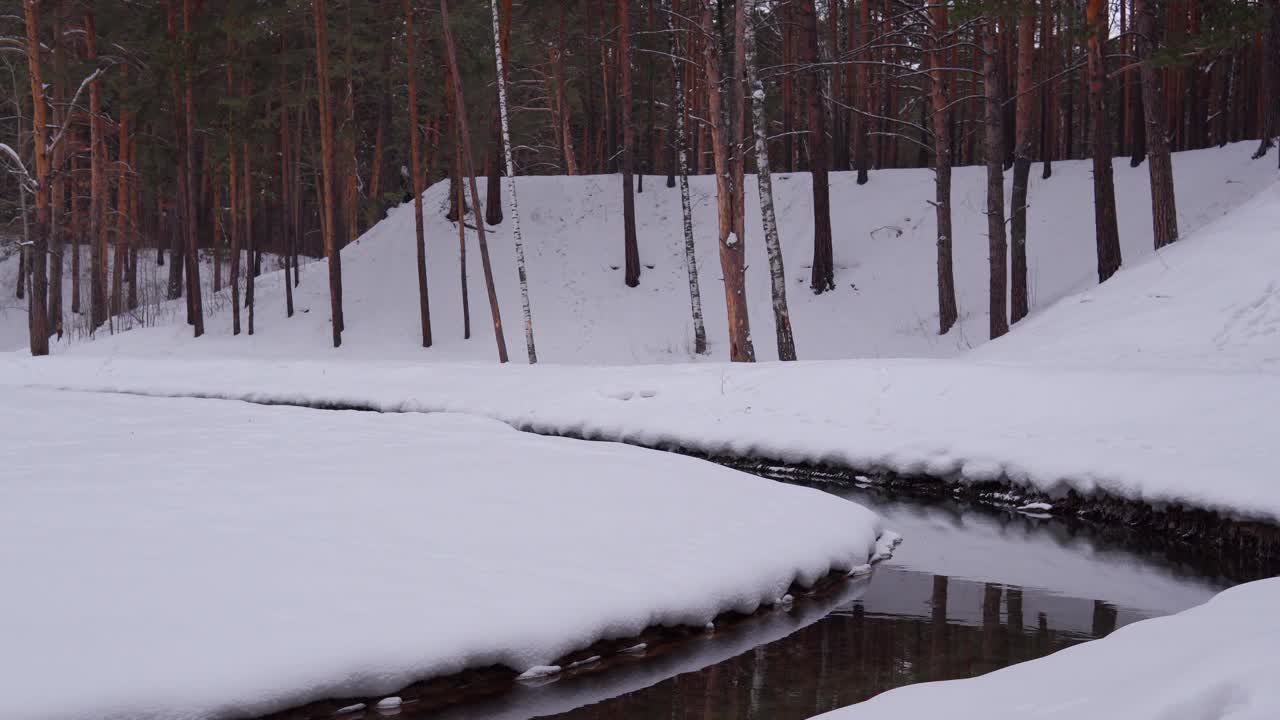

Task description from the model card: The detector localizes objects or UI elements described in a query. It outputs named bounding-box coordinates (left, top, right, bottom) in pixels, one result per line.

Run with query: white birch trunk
left=745, top=4, right=797, bottom=360
left=490, top=0, right=538, bottom=363
left=668, top=0, right=707, bottom=355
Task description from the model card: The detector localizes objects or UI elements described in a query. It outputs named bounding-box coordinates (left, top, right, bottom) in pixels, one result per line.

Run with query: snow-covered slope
left=972, top=181, right=1280, bottom=372
left=16, top=142, right=1273, bottom=362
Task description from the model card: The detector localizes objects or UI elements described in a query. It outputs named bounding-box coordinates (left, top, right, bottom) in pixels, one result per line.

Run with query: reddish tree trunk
left=442, top=0, right=509, bottom=362
left=1087, top=0, right=1123, bottom=282
left=404, top=0, right=433, bottom=346
left=22, top=0, right=50, bottom=354
left=620, top=0, right=641, bottom=287
left=798, top=0, right=834, bottom=293
left=313, top=0, right=344, bottom=346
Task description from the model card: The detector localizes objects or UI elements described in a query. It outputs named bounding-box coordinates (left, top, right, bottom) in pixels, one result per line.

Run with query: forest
left=3, top=0, right=1279, bottom=360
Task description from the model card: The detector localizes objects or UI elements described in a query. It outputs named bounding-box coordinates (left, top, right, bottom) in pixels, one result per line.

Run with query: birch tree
left=490, top=0, right=537, bottom=363
left=667, top=0, right=706, bottom=355
left=745, top=1, right=796, bottom=361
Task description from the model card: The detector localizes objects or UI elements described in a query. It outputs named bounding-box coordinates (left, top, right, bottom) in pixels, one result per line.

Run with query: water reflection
left=380, top=486, right=1232, bottom=720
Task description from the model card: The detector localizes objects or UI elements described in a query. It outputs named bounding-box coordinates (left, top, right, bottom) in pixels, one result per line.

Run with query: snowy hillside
left=971, top=180, right=1280, bottom=372
left=12, top=142, right=1274, bottom=362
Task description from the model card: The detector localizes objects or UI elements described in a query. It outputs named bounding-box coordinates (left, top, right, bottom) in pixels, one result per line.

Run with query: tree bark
left=1086, top=0, right=1123, bottom=282
left=22, top=0, right=50, bottom=354
left=984, top=24, right=1009, bottom=340
left=442, top=0, right=509, bottom=362
left=182, top=0, right=204, bottom=337
left=48, top=0, right=67, bottom=338
left=701, top=0, right=754, bottom=361
left=453, top=105, right=471, bottom=340
left=87, top=7, right=108, bottom=332
left=490, top=0, right=538, bottom=362
left=746, top=3, right=797, bottom=361
left=1010, top=0, right=1034, bottom=324
left=243, top=138, right=254, bottom=336
left=405, top=0, right=433, bottom=347
left=1136, top=0, right=1179, bottom=249
left=929, top=0, right=959, bottom=334
left=227, top=32, right=242, bottom=336
left=798, top=0, right=834, bottom=293
left=314, top=0, right=344, bottom=346
left=854, top=0, right=872, bottom=184
left=668, top=0, right=707, bottom=355
left=620, top=0, right=641, bottom=287
left=1254, top=0, right=1279, bottom=158
left=112, top=107, right=131, bottom=320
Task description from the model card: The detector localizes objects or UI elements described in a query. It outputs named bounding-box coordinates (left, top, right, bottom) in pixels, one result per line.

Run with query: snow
left=9, top=351, right=1278, bottom=522
left=0, top=386, right=889, bottom=720
left=6, top=143, right=1273, bottom=362
left=3, top=144, right=1278, bottom=718
left=815, top=577, right=1280, bottom=720
left=9, top=157, right=1276, bottom=523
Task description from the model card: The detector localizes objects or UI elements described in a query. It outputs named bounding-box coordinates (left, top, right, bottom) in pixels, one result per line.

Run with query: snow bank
left=7, top=353, right=1278, bottom=524
left=815, top=577, right=1280, bottom=720
left=13, top=143, right=1273, bottom=361
left=0, top=387, right=889, bottom=720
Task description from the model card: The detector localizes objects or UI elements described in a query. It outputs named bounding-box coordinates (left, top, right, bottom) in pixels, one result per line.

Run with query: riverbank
left=817, top=576, right=1280, bottom=720
left=0, top=387, right=892, bottom=720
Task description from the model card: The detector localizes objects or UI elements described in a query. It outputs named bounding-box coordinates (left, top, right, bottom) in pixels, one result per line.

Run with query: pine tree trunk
left=87, top=8, right=107, bottom=332
left=227, top=32, right=242, bottom=336
left=112, top=108, right=130, bottom=320
left=165, top=1, right=184, bottom=304
left=405, top=0, right=433, bottom=347
left=1010, top=0, right=1034, bottom=324
left=490, top=0, right=538, bottom=362
left=929, top=1, right=958, bottom=335
left=1086, top=0, right=1123, bottom=282
left=984, top=24, right=1009, bottom=340
left=701, top=0, right=754, bottom=361
left=127, top=139, right=139, bottom=312
left=22, top=0, right=50, bottom=354
left=48, top=0, right=67, bottom=338
left=1254, top=0, right=1278, bottom=157
left=1136, top=0, right=1179, bottom=249
left=280, top=61, right=294, bottom=319
left=668, top=0, right=707, bottom=355
left=72, top=152, right=82, bottom=314
left=854, top=0, right=872, bottom=184
left=182, top=0, right=204, bottom=336
left=453, top=111, right=471, bottom=340
left=313, top=0, right=344, bottom=347
left=620, top=0, right=641, bottom=287
left=243, top=139, right=255, bottom=335
left=442, top=0, right=509, bottom=363
left=799, top=0, right=834, bottom=293
left=1041, top=0, right=1054, bottom=178
left=746, top=4, right=797, bottom=361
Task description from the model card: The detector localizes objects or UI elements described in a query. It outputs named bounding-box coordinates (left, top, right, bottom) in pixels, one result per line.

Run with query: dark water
left=380, top=487, right=1230, bottom=720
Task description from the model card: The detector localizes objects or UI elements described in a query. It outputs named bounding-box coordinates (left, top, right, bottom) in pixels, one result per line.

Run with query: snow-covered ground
left=816, top=577, right=1280, bottom=720
left=0, top=385, right=892, bottom=720
left=7, top=353, right=1276, bottom=523
left=5, top=143, right=1272, bottom=362
left=3, top=144, right=1277, bottom=719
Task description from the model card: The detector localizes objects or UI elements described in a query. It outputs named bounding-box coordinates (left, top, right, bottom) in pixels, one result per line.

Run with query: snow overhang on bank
left=0, top=386, right=894, bottom=720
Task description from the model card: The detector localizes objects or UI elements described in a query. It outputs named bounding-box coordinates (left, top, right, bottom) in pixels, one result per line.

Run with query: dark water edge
left=717, top=457, right=1280, bottom=584
left=352, top=482, right=1245, bottom=720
